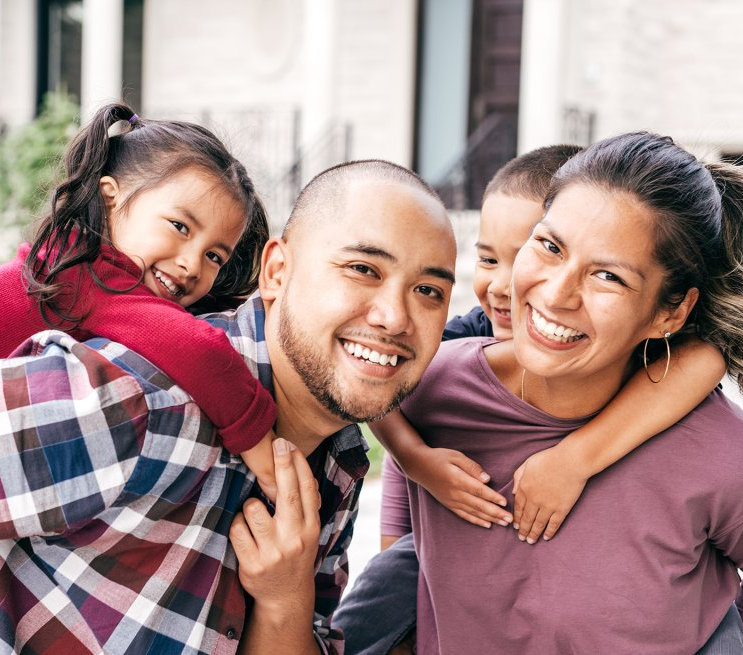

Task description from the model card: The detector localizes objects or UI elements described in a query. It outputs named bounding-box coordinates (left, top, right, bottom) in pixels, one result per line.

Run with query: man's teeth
left=153, top=270, right=183, bottom=296
left=531, top=307, right=585, bottom=343
left=344, top=341, right=399, bottom=367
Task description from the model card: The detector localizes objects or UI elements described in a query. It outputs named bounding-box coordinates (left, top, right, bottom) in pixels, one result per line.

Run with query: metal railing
left=434, top=113, right=518, bottom=210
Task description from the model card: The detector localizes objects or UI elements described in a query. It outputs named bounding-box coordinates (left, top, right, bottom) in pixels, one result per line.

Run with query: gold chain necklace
left=520, top=368, right=526, bottom=401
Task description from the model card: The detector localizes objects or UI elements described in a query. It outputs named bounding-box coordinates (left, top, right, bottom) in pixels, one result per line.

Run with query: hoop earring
left=643, top=331, right=671, bottom=383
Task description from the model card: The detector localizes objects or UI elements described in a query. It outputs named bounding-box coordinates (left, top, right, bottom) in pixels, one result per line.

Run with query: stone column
left=81, top=0, right=123, bottom=120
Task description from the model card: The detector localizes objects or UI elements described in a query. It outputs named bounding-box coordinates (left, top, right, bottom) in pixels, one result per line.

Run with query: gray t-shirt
left=400, top=337, right=743, bottom=655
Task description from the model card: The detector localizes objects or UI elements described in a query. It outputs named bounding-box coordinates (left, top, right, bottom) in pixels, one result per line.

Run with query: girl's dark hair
left=25, top=101, right=269, bottom=323
left=544, top=132, right=743, bottom=391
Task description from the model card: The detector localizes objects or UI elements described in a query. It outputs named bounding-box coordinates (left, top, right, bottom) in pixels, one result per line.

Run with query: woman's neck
left=486, top=341, right=628, bottom=419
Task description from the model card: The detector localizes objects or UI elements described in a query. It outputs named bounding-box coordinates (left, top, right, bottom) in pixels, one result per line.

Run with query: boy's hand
left=410, top=448, right=512, bottom=528
left=512, top=444, right=588, bottom=544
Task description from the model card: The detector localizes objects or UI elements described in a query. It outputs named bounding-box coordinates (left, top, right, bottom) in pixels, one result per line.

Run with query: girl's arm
left=73, top=260, right=277, bottom=454
left=513, top=337, right=726, bottom=543
left=371, top=409, right=513, bottom=528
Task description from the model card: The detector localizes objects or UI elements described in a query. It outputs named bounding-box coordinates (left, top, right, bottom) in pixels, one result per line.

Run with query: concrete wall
left=0, top=0, right=37, bottom=127
left=520, top=0, right=743, bottom=156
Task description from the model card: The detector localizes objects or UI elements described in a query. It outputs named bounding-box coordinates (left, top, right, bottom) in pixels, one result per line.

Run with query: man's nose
left=366, top=286, right=413, bottom=335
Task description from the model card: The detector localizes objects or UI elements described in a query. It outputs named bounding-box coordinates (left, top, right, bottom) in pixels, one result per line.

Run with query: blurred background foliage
left=0, top=90, right=79, bottom=258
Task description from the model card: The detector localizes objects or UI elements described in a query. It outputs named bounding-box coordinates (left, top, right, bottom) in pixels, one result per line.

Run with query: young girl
left=0, top=102, right=279, bottom=496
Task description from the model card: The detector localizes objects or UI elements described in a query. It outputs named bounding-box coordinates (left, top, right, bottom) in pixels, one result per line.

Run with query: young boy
left=334, top=145, right=731, bottom=655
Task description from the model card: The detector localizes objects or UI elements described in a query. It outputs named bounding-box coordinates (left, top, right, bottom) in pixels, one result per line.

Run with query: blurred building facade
left=2, top=0, right=743, bottom=225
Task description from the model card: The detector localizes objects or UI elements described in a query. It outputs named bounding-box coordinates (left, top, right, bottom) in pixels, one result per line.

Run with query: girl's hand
left=512, top=444, right=588, bottom=544
left=411, top=448, right=512, bottom=528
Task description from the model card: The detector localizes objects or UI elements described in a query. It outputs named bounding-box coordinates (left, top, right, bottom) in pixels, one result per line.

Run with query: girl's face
left=103, top=167, right=246, bottom=308
left=473, top=191, right=543, bottom=341
left=510, top=183, right=679, bottom=403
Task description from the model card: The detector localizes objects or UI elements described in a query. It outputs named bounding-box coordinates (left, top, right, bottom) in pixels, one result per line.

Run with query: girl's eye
left=479, top=257, right=498, bottom=266
left=596, top=270, right=625, bottom=285
left=416, top=285, right=444, bottom=301
left=206, top=251, right=225, bottom=266
left=171, top=221, right=188, bottom=235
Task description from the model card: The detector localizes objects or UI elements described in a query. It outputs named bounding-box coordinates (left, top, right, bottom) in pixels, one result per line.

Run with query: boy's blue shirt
left=442, top=306, right=493, bottom=341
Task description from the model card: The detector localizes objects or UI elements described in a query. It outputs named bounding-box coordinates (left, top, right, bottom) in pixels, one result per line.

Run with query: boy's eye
left=206, top=251, right=225, bottom=266
left=171, top=221, right=188, bottom=235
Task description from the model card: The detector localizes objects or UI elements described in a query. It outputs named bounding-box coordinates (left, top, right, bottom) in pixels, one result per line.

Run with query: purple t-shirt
left=400, top=337, right=743, bottom=655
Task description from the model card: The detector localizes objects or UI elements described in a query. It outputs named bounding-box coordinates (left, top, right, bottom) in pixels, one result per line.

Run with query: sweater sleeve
left=69, top=255, right=276, bottom=454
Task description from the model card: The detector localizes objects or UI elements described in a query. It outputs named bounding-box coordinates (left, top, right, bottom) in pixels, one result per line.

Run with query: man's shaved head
left=282, top=159, right=443, bottom=238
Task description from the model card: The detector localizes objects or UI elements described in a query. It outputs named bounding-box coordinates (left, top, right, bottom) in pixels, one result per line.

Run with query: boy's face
left=473, top=190, right=544, bottom=341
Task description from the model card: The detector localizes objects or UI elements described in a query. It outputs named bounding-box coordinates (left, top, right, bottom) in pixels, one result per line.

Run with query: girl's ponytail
left=699, top=162, right=743, bottom=392
left=25, top=102, right=139, bottom=326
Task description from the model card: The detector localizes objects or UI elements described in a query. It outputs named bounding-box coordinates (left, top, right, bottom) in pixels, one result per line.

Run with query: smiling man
left=0, top=160, right=456, bottom=655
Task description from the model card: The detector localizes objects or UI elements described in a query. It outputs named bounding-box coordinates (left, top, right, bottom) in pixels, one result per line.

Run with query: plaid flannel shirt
left=0, top=293, right=368, bottom=654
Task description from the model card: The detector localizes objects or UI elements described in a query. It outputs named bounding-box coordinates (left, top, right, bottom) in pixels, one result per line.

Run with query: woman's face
left=511, top=183, right=674, bottom=397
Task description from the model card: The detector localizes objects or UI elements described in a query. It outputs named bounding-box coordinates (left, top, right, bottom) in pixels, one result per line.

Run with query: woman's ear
left=653, top=287, right=700, bottom=337
left=259, top=237, right=289, bottom=301
left=99, top=176, right=121, bottom=216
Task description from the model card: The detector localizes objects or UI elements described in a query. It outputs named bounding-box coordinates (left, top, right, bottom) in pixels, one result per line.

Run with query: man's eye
left=416, top=285, right=443, bottom=300
left=171, top=221, right=188, bottom=235
left=206, top=252, right=225, bottom=266
left=350, top=264, right=376, bottom=276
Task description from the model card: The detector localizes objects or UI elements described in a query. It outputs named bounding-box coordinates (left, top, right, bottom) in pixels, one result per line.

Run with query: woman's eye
left=479, top=257, right=498, bottom=266
left=596, top=270, right=625, bottom=285
left=540, top=238, right=560, bottom=255
left=206, top=251, right=225, bottom=266
left=171, top=221, right=188, bottom=235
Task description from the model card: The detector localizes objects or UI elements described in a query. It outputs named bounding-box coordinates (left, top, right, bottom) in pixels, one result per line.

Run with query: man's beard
left=277, top=295, right=416, bottom=423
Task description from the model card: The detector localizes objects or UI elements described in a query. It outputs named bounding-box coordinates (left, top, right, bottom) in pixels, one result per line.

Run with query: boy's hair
left=483, top=144, right=583, bottom=204
left=25, top=102, right=269, bottom=325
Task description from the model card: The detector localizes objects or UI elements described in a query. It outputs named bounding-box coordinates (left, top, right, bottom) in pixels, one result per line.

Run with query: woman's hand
left=512, top=444, right=589, bottom=543
left=410, top=447, right=512, bottom=528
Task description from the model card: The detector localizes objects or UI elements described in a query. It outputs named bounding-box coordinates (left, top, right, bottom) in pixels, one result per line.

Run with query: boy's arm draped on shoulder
left=372, top=409, right=512, bottom=529
left=78, top=279, right=277, bottom=454
left=512, top=337, right=726, bottom=543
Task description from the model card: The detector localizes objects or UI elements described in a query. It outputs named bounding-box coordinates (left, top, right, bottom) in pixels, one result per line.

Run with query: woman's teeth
left=153, top=270, right=183, bottom=297
left=343, top=341, right=399, bottom=367
left=531, top=307, right=585, bottom=343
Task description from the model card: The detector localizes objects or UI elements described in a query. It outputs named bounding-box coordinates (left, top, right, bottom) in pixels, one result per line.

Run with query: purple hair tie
left=128, top=113, right=138, bottom=125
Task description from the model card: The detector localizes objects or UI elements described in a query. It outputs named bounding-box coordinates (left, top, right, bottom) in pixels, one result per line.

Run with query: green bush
left=0, top=91, right=79, bottom=243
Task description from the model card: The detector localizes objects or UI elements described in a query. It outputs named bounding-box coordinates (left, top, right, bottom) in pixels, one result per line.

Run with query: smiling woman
left=390, top=132, right=743, bottom=654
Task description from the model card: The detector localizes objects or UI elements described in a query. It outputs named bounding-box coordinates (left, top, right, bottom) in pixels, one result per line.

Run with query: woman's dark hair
left=544, top=132, right=743, bottom=391
left=25, top=101, right=269, bottom=323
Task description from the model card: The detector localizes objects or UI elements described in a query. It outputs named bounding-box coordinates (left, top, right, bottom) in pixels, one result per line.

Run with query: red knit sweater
left=0, top=243, right=276, bottom=453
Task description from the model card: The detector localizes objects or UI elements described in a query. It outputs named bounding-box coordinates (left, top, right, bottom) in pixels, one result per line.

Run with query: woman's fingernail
left=479, top=472, right=490, bottom=482
left=518, top=534, right=526, bottom=542
left=512, top=523, right=520, bottom=530
left=526, top=537, right=536, bottom=545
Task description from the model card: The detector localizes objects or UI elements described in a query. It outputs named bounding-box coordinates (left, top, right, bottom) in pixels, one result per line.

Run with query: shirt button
left=226, top=628, right=236, bottom=640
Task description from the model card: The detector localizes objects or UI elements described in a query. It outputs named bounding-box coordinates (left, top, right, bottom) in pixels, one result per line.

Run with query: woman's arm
left=513, top=337, right=726, bottom=543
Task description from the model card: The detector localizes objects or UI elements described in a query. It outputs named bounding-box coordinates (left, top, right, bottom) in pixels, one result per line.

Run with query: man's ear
left=99, top=176, right=121, bottom=215
left=651, top=287, right=699, bottom=337
left=259, top=237, right=289, bottom=301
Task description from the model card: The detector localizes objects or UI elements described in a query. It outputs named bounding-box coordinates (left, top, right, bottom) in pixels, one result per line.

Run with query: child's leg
left=334, top=532, right=418, bottom=655
left=695, top=604, right=743, bottom=655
